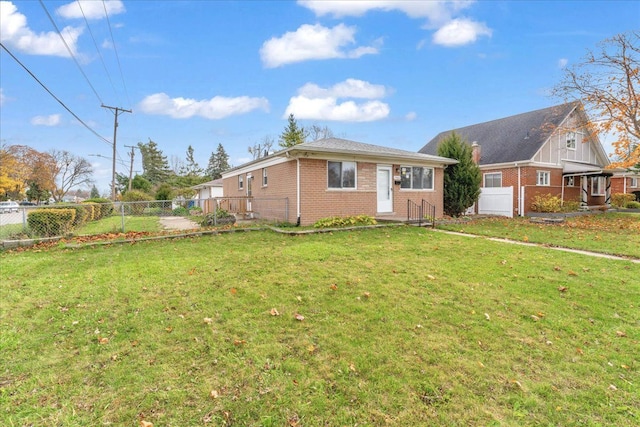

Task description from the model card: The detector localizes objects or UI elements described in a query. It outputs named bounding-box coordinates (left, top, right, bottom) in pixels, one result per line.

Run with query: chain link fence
left=0, top=197, right=290, bottom=243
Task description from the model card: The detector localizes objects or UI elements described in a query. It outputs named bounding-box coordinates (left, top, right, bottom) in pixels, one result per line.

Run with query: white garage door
left=478, top=187, right=513, bottom=217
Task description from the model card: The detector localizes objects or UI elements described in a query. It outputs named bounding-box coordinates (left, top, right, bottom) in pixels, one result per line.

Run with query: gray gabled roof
left=291, top=137, right=456, bottom=164
left=419, top=102, right=581, bottom=165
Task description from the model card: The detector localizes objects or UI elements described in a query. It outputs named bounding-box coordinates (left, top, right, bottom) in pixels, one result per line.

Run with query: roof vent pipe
left=471, top=141, right=481, bottom=164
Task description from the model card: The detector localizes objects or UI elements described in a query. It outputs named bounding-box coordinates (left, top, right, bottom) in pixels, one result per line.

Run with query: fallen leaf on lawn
left=140, top=421, right=153, bottom=427
left=296, top=296, right=302, bottom=302
left=484, top=313, right=490, bottom=321
left=233, top=339, right=246, bottom=346
left=230, top=288, right=237, bottom=295
left=188, top=267, right=196, bottom=275
left=522, top=236, right=529, bottom=242
left=621, top=364, right=629, bottom=369
left=608, top=384, right=618, bottom=391
left=210, top=390, right=219, bottom=399
left=349, top=363, right=357, bottom=372
left=530, top=315, right=540, bottom=322
left=568, top=270, right=578, bottom=276
left=427, top=274, right=436, bottom=280
left=307, top=344, right=316, bottom=353
left=363, top=292, right=371, bottom=298
left=294, top=313, right=305, bottom=321
left=558, top=286, right=568, bottom=293
left=111, top=354, right=118, bottom=361
left=576, top=348, right=584, bottom=355
left=98, top=337, right=109, bottom=344
left=270, top=308, right=280, bottom=316
left=500, top=260, right=507, bottom=265
left=510, top=379, right=523, bottom=390
left=330, top=284, right=338, bottom=291
left=130, top=340, right=139, bottom=347
left=203, top=317, right=213, bottom=324
left=554, top=266, right=562, bottom=271
left=536, top=312, right=545, bottom=318
left=616, top=330, right=627, bottom=337
left=165, top=326, right=173, bottom=333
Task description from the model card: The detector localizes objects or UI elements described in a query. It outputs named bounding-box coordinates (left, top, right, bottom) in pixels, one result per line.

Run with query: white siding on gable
left=534, top=111, right=607, bottom=166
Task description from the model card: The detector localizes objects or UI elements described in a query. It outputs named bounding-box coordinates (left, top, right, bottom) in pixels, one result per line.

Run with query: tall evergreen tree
left=278, top=114, right=307, bottom=148
left=90, top=185, right=100, bottom=199
left=436, top=132, right=481, bottom=217
left=138, top=139, right=172, bottom=185
left=206, top=143, right=231, bottom=180
left=181, top=145, right=204, bottom=177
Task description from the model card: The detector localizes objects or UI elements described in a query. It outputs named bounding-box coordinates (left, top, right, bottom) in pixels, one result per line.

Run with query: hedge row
left=27, top=200, right=115, bottom=237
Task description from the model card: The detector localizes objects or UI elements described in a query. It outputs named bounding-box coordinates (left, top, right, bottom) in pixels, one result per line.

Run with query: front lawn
left=1, top=227, right=638, bottom=426
left=437, top=212, right=640, bottom=259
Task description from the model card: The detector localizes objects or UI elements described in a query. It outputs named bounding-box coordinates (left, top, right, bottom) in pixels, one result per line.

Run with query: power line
left=78, top=0, right=121, bottom=106
left=102, top=0, right=132, bottom=109
left=38, top=0, right=104, bottom=106
left=0, top=42, right=112, bottom=146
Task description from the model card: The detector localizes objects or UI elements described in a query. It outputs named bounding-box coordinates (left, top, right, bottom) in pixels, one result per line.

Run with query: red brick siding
left=224, top=159, right=445, bottom=226
left=611, top=176, right=639, bottom=195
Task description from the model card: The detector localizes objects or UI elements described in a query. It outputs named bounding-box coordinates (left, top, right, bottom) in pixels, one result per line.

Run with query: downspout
left=517, top=164, right=521, bottom=216
left=296, top=157, right=301, bottom=226
left=560, top=171, right=565, bottom=208
left=623, top=173, right=627, bottom=193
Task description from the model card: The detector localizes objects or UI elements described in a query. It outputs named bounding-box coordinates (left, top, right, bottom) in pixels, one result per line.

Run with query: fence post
left=121, top=203, right=125, bottom=233
left=22, top=208, right=27, bottom=232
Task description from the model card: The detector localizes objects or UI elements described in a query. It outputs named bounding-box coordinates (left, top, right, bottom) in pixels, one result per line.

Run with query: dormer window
left=566, top=132, right=576, bottom=150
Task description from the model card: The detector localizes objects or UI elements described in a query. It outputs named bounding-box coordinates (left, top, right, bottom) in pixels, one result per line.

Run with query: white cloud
left=299, top=0, right=472, bottom=27
left=558, top=58, right=568, bottom=68
left=0, top=1, right=83, bottom=57
left=138, top=93, right=270, bottom=120
left=260, top=23, right=379, bottom=68
left=432, top=18, right=492, bottom=46
left=298, top=79, right=388, bottom=99
left=31, top=114, right=62, bottom=126
left=405, top=112, right=417, bottom=121
left=285, top=96, right=389, bottom=122
left=0, top=88, right=6, bottom=107
left=284, top=79, right=390, bottom=122
left=56, top=0, right=125, bottom=20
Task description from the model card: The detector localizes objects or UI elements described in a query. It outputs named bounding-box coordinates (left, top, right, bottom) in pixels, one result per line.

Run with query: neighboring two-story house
left=419, top=102, right=612, bottom=217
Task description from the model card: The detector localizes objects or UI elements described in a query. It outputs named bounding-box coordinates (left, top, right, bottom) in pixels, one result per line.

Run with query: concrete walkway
left=432, top=229, right=640, bottom=264
left=158, top=216, right=200, bottom=230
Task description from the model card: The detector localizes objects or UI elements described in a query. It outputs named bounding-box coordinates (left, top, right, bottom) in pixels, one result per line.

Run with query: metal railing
left=407, top=199, right=436, bottom=228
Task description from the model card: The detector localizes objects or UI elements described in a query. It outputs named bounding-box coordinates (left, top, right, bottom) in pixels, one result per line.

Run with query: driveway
left=158, top=216, right=200, bottom=230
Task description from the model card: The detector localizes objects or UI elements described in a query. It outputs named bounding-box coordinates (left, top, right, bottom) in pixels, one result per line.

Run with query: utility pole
left=101, top=104, right=132, bottom=200
left=124, top=145, right=138, bottom=191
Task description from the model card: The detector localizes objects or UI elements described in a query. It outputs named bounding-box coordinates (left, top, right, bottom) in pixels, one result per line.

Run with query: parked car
left=0, top=201, right=20, bottom=213
left=19, top=201, right=37, bottom=206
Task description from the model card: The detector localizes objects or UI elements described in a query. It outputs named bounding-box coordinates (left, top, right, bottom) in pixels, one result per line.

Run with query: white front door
left=377, top=165, right=393, bottom=213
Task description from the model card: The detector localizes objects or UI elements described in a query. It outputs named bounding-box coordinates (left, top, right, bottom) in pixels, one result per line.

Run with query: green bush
left=27, top=208, right=76, bottom=237
left=51, top=204, right=88, bottom=227
left=530, top=194, right=563, bottom=213
left=313, top=215, right=377, bottom=228
left=611, top=193, right=636, bottom=208
left=122, top=190, right=154, bottom=215
left=200, top=209, right=236, bottom=227
left=188, top=206, right=203, bottom=215
left=624, top=200, right=640, bottom=209
left=173, top=206, right=189, bottom=216
left=561, top=199, right=581, bottom=212
left=83, top=198, right=114, bottom=218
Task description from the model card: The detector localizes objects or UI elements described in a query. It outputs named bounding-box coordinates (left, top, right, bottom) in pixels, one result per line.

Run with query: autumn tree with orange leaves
left=554, top=31, right=639, bottom=169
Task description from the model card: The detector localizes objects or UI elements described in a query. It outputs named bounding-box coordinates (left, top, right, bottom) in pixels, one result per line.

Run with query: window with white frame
left=630, top=177, right=638, bottom=188
left=536, top=171, right=550, bottom=186
left=566, top=131, right=576, bottom=150
left=591, top=176, right=606, bottom=196
left=238, top=175, right=243, bottom=190
left=565, top=176, right=575, bottom=187
left=328, top=161, right=356, bottom=189
left=483, top=172, right=502, bottom=188
left=262, top=168, right=268, bottom=186
left=400, top=166, right=434, bottom=190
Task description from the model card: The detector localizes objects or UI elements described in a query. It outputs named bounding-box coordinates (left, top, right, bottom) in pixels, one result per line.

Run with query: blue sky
left=1, top=0, right=638, bottom=194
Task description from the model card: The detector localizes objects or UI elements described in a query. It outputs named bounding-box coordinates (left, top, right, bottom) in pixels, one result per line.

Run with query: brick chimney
left=471, top=141, right=481, bottom=164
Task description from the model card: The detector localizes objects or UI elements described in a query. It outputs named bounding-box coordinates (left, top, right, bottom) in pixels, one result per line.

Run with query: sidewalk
left=158, top=216, right=200, bottom=230
left=432, top=229, right=640, bottom=264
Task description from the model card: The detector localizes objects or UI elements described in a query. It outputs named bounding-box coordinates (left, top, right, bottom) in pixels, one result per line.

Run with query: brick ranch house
left=610, top=168, right=640, bottom=200
left=419, top=102, right=612, bottom=217
left=220, top=138, right=456, bottom=226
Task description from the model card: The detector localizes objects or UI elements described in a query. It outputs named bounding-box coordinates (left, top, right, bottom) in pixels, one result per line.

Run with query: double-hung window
left=565, top=176, right=575, bottom=187
left=591, top=177, right=606, bottom=196
left=400, top=166, right=434, bottom=190
left=262, top=168, right=268, bottom=186
left=328, top=161, right=356, bottom=189
left=630, top=177, right=638, bottom=188
left=484, top=172, right=502, bottom=188
left=238, top=175, right=244, bottom=190
left=566, top=132, right=577, bottom=150
left=536, top=171, right=550, bottom=186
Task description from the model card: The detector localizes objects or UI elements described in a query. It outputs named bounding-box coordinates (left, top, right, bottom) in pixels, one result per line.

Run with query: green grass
left=438, top=212, right=640, bottom=259
left=75, top=215, right=162, bottom=235
left=1, top=227, right=638, bottom=426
